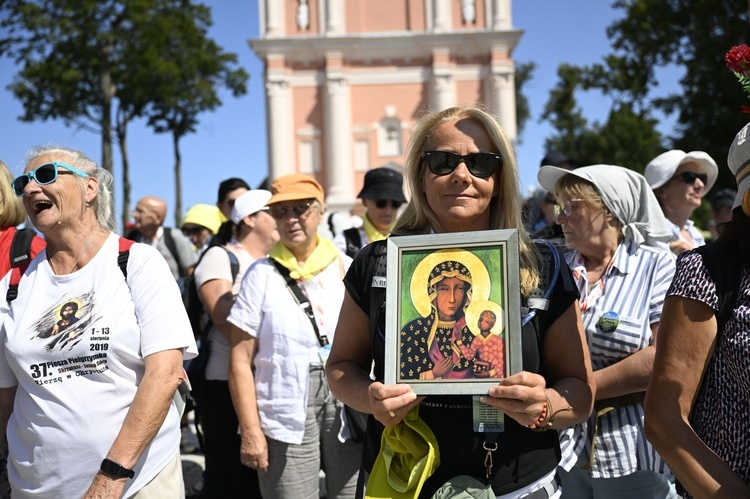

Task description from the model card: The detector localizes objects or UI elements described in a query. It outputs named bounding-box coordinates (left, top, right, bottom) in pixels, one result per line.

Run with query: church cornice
left=249, top=29, right=523, bottom=63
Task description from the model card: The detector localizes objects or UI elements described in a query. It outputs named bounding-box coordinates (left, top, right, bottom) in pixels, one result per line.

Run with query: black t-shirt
left=343, top=238, right=579, bottom=497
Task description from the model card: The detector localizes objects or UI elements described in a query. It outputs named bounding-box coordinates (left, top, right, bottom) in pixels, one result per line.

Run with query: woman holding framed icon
left=326, top=105, right=595, bottom=498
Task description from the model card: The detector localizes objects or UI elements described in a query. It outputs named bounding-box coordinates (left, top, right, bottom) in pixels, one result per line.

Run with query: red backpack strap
left=6, top=260, right=31, bottom=303
left=118, top=237, right=135, bottom=279
left=8, top=237, right=135, bottom=304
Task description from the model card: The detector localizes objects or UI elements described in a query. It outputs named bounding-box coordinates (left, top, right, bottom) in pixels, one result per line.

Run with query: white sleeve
left=127, top=244, right=198, bottom=359
left=194, top=246, right=232, bottom=288
left=227, top=260, right=268, bottom=338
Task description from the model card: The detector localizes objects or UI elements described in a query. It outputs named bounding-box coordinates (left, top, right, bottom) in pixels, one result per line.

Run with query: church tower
left=251, top=0, right=519, bottom=211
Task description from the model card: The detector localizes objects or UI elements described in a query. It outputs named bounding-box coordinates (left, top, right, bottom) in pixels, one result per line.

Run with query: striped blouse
left=558, top=239, right=675, bottom=478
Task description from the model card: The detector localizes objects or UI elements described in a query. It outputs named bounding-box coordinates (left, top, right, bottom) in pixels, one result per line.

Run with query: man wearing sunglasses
left=334, top=167, right=406, bottom=258
left=645, top=149, right=718, bottom=256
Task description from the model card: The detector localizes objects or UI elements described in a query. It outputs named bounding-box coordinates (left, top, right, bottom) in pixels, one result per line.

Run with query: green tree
left=577, top=1, right=749, bottom=191
left=0, top=0, right=133, bottom=174
left=142, top=1, right=248, bottom=226
left=0, top=0, right=248, bottom=228
left=514, top=61, right=536, bottom=141
left=542, top=63, right=664, bottom=170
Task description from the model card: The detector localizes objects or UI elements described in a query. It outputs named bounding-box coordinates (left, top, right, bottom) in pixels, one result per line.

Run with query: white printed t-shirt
left=227, top=255, right=351, bottom=445
left=193, top=243, right=255, bottom=381
left=0, top=233, right=198, bottom=499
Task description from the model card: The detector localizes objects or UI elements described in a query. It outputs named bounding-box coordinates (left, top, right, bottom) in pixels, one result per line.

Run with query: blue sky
left=0, top=1, right=668, bottom=228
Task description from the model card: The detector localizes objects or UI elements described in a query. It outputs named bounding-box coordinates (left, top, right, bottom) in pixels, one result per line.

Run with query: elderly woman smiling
left=0, top=146, right=197, bottom=498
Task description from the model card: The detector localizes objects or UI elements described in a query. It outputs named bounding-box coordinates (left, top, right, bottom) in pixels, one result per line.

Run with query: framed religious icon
left=384, top=229, right=522, bottom=395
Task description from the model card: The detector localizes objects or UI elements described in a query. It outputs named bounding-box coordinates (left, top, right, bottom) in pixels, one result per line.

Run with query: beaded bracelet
left=530, top=393, right=573, bottom=432
left=527, top=394, right=550, bottom=430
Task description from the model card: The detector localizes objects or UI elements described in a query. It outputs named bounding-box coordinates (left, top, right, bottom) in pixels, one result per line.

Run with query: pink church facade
left=251, top=0, right=519, bottom=211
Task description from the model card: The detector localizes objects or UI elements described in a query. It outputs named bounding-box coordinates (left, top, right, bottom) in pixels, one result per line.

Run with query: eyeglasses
left=12, top=161, right=90, bottom=197
left=553, top=198, right=586, bottom=217
left=671, top=171, right=708, bottom=186
left=182, top=226, right=206, bottom=237
left=374, top=199, right=403, bottom=209
left=269, top=201, right=314, bottom=219
left=421, top=151, right=502, bottom=178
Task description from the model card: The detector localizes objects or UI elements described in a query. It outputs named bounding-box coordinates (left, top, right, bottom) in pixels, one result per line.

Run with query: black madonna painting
left=384, top=230, right=521, bottom=395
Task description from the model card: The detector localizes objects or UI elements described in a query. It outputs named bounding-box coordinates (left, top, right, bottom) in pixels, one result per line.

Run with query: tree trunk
left=100, top=64, right=116, bottom=175
left=173, top=131, right=183, bottom=227
left=116, top=109, right=132, bottom=231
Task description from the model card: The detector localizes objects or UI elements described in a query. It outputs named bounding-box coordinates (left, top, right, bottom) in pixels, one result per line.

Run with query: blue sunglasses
left=12, top=161, right=90, bottom=197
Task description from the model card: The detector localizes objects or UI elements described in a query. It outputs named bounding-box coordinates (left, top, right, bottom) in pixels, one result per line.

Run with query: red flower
left=726, top=44, right=750, bottom=74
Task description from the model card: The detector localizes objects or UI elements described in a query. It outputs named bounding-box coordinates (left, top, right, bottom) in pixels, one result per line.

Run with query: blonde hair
left=394, top=104, right=540, bottom=295
left=0, top=160, right=27, bottom=228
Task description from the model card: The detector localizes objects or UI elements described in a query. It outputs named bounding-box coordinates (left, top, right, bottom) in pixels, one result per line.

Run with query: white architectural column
left=488, top=64, right=517, bottom=140
left=323, top=75, right=354, bottom=209
left=432, top=0, right=452, bottom=32
left=325, top=0, right=345, bottom=35
left=265, top=78, right=295, bottom=180
left=491, top=0, right=511, bottom=30
left=264, top=0, right=285, bottom=37
left=430, top=72, right=455, bottom=111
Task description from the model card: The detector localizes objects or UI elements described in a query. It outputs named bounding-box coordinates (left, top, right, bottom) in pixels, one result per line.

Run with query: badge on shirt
left=597, top=311, right=620, bottom=333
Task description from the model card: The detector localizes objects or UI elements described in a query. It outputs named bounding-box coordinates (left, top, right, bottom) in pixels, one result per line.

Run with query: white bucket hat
left=727, top=122, right=750, bottom=209
left=644, top=149, right=718, bottom=194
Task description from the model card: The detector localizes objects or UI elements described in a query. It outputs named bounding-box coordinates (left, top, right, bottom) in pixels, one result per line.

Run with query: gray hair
left=25, top=145, right=116, bottom=232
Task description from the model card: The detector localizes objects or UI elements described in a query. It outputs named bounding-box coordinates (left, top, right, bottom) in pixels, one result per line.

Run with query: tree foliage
left=543, top=1, right=750, bottom=192
left=542, top=63, right=664, bottom=172
left=0, top=0, right=248, bottom=228
left=514, top=61, right=536, bottom=141
left=141, top=1, right=248, bottom=225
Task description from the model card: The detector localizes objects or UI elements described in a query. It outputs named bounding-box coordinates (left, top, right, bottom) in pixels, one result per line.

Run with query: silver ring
left=388, top=410, right=396, bottom=418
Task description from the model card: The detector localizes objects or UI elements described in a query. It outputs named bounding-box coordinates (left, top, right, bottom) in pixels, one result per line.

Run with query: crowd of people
left=0, top=104, right=747, bottom=499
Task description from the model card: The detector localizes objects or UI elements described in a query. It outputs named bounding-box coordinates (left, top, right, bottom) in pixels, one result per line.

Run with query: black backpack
left=183, top=247, right=240, bottom=450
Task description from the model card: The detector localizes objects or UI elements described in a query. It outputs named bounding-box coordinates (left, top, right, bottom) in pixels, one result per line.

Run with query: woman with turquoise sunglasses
left=0, top=145, right=197, bottom=498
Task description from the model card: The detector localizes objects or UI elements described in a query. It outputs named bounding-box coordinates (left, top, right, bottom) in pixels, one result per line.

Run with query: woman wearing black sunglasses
left=645, top=150, right=718, bottom=256
left=0, top=146, right=197, bottom=497
left=326, top=105, right=595, bottom=498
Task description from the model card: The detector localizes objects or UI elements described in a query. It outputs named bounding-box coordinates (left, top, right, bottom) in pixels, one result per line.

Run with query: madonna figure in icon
left=400, top=249, right=490, bottom=380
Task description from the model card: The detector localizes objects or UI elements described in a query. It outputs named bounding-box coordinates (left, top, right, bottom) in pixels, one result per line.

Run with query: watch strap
left=100, top=458, right=135, bottom=479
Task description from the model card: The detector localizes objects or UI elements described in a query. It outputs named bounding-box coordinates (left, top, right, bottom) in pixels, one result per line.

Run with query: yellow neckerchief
left=362, top=214, right=389, bottom=243
left=269, top=235, right=340, bottom=281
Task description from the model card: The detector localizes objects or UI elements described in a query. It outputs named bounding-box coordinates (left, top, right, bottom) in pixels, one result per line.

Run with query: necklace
left=49, top=228, right=100, bottom=275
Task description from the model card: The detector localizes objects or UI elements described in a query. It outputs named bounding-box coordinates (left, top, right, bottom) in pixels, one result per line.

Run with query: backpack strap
left=343, top=227, right=363, bottom=259
left=6, top=262, right=30, bottom=303
left=10, top=228, right=36, bottom=269
left=162, top=228, right=185, bottom=277
left=694, top=241, right=743, bottom=335
left=118, top=237, right=135, bottom=279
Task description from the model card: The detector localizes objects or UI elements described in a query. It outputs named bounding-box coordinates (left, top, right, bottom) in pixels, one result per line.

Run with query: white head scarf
left=538, top=164, right=673, bottom=249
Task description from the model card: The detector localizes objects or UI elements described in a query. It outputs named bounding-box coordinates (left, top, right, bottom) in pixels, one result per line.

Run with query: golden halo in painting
left=465, top=299, right=504, bottom=337
left=54, top=299, right=83, bottom=319
left=410, top=249, right=490, bottom=318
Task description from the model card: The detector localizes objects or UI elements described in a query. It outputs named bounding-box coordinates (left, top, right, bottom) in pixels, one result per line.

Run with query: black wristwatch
left=100, top=458, right=135, bottom=479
